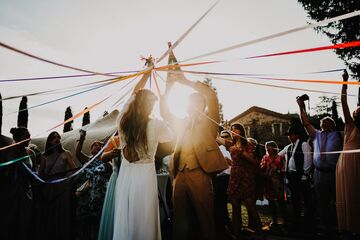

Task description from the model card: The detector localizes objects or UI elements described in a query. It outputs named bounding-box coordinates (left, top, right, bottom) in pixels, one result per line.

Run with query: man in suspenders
left=279, top=125, right=314, bottom=230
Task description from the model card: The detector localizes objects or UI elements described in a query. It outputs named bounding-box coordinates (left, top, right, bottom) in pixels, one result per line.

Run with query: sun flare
left=164, top=82, right=195, bottom=119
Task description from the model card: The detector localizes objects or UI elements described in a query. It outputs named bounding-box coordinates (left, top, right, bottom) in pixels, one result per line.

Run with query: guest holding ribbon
left=336, top=70, right=360, bottom=238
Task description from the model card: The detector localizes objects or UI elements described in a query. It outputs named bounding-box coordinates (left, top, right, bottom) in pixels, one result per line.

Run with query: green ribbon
left=0, top=155, right=30, bottom=167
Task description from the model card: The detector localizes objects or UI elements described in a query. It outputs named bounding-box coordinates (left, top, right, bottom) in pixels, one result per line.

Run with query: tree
left=63, top=106, right=73, bottom=133
left=311, top=95, right=345, bottom=130
left=82, top=107, right=90, bottom=126
left=312, top=95, right=339, bottom=117
left=0, top=93, right=2, bottom=135
left=297, top=0, right=360, bottom=105
left=202, top=78, right=225, bottom=125
left=17, top=96, right=28, bottom=128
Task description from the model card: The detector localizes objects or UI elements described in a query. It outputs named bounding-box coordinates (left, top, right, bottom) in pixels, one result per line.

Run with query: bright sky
left=0, top=0, right=358, bottom=137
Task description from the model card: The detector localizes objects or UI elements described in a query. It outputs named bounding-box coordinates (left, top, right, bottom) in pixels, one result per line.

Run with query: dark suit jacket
left=160, top=82, right=228, bottom=177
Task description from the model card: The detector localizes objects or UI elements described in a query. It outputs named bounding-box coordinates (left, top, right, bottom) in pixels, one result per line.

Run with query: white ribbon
left=181, top=10, right=360, bottom=63
left=156, top=0, right=220, bottom=64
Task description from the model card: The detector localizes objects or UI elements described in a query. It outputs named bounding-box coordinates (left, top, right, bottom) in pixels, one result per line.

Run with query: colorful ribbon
left=181, top=10, right=360, bottom=63
left=1, top=81, right=109, bottom=102
left=152, top=71, right=162, bottom=97
left=0, top=42, right=119, bottom=77
left=0, top=70, right=138, bottom=83
left=186, top=73, right=358, bottom=97
left=21, top=131, right=115, bottom=183
left=248, top=76, right=360, bottom=86
left=246, top=40, right=360, bottom=59
left=156, top=1, right=220, bottom=64
left=4, top=68, right=151, bottom=115
left=157, top=68, right=345, bottom=77
left=0, top=71, right=143, bottom=154
left=0, top=154, right=31, bottom=167
left=0, top=95, right=111, bottom=153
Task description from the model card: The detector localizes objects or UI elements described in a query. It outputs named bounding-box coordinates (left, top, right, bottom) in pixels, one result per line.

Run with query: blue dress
left=98, top=156, right=120, bottom=240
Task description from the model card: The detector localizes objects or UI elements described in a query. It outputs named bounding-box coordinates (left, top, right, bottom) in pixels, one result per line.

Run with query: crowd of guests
left=0, top=53, right=359, bottom=240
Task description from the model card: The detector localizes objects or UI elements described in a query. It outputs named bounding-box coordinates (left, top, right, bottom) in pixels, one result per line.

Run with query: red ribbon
left=247, top=40, right=360, bottom=59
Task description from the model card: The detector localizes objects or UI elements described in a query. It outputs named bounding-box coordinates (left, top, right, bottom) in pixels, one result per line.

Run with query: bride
left=113, top=60, right=173, bottom=240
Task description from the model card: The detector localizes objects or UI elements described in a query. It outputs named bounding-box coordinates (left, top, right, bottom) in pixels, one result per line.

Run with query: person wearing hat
left=278, top=125, right=314, bottom=230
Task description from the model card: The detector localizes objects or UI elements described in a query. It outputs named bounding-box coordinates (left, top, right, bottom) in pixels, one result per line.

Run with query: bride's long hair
left=120, top=89, right=157, bottom=160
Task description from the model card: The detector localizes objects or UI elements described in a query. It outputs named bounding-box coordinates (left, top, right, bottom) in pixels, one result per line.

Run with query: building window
left=272, top=123, right=282, bottom=136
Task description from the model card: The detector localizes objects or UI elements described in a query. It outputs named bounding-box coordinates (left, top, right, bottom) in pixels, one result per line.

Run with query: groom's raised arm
left=160, top=82, right=178, bottom=128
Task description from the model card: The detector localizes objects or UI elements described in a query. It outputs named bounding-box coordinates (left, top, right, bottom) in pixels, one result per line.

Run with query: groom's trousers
left=173, top=168, right=216, bottom=240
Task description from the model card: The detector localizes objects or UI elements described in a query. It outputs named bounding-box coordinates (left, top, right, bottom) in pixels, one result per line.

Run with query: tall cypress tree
left=63, top=106, right=73, bottom=133
left=17, top=96, right=28, bottom=128
left=82, top=107, right=90, bottom=126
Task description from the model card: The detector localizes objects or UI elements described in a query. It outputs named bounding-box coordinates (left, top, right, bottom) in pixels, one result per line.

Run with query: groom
left=160, top=46, right=228, bottom=240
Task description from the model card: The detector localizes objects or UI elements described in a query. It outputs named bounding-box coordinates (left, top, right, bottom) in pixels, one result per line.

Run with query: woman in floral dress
left=227, top=123, right=262, bottom=237
left=260, top=141, right=286, bottom=227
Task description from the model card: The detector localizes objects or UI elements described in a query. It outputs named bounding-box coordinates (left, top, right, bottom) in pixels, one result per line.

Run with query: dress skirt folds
left=98, top=159, right=119, bottom=240
left=113, top=159, right=161, bottom=240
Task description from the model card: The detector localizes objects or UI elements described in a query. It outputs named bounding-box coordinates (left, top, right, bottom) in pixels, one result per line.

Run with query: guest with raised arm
left=75, top=130, right=109, bottom=240
left=297, top=92, right=342, bottom=235
left=336, top=70, right=360, bottom=238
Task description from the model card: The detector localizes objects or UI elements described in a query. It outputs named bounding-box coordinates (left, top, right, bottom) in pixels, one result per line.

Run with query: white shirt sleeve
left=302, top=142, right=313, bottom=174
left=278, top=145, right=288, bottom=157
left=219, top=145, right=231, bottom=159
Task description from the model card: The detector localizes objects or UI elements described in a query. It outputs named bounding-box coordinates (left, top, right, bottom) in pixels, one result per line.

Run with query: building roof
left=229, top=106, right=294, bottom=124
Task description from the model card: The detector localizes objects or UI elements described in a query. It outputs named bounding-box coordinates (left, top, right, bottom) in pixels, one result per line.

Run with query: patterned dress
left=77, top=157, right=110, bottom=240
left=227, top=146, right=258, bottom=201
left=260, top=155, right=285, bottom=200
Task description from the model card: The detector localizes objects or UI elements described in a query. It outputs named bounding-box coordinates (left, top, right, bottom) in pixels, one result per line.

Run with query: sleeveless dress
left=35, top=151, right=73, bottom=240
left=98, top=136, right=121, bottom=240
left=336, top=123, right=360, bottom=233
left=113, top=95, right=173, bottom=240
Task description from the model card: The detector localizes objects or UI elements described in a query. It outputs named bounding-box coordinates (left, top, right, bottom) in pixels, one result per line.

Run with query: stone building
left=228, top=106, right=298, bottom=151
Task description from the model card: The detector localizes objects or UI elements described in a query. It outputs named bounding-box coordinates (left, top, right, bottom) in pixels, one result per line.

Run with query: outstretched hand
left=144, top=55, right=155, bottom=68
left=296, top=98, right=305, bottom=109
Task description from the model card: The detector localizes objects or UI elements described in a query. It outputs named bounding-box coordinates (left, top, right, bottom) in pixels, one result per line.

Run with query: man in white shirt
left=214, top=130, right=232, bottom=239
left=279, top=125, right=314, bottom=229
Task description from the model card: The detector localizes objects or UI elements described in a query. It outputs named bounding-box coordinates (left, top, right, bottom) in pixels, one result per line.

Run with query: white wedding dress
left=113, top=95, right=172, bottom=240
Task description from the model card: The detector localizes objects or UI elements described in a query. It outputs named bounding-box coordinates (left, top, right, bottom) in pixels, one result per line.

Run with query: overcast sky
left=0, top=0, right=358, bottom=136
